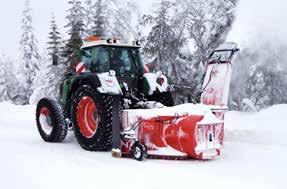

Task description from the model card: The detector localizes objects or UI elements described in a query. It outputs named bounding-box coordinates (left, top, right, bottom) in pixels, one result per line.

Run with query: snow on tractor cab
left=35, top=36, right=239, bottom=161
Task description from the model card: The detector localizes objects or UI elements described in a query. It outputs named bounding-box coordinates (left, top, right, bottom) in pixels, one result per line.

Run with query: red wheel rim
left=77, top=96, right=99, bottom=138
left=39, top=107, right=53, bottom=135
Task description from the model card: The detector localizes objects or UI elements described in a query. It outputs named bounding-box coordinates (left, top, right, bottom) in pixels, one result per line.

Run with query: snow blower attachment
left=35, top=35, right=238, bottom=161
left=120, top=105, right=223, bottom=160
left=119, top=42, right=239, bottom=160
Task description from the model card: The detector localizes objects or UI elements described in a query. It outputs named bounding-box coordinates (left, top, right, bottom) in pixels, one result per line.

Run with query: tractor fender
left=70, top=72, right=122, bottom=96
left=143, top=71, right=170, bottom=95
left=96, top=72, right=122, bottom=95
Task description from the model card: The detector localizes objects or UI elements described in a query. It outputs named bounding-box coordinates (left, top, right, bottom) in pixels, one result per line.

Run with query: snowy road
left=0, top=102, right=286, bottom=189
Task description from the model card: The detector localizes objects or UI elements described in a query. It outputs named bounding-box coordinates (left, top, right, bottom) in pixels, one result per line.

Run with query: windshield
left=82, top=46, right=143, bottom=75
left=82, top=46, right=110, bottom=73
left=209, top=50, right=232, bottom=62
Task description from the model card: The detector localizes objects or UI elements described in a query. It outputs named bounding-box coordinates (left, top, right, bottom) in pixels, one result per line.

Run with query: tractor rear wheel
left=71, top=85, right=113, bottom=151
left=36, top=98, right=68, bottom=142
left=147, top=91, right=174, bottom=107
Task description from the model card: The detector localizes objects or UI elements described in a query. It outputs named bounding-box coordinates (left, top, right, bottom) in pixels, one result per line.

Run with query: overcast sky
left=0, top=0, right=156, bottom=57
left=0, top=0, right=287, bottom=57
left=227, top=0, right=287, bottom=47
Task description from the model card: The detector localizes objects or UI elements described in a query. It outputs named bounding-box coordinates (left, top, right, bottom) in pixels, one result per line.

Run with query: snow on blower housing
left=35, top=35, right=239, bottom=161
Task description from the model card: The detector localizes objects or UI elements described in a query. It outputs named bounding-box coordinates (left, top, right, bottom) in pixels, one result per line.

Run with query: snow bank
left=0, top=102, right=35, bottom=125
left=225, top=104, right=287, bottom=146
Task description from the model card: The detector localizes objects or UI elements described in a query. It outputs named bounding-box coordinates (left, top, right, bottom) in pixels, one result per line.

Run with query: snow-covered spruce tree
left=231, top=41, right=287, bottom=110
left=19, top=0, right=41, bottom=104
left=63, top=0, right=84, bottom=65
left=111, top=1, right=140, bottom=39
left=30, top=15, right=66, bottom=104
left=92, top=0, right=115, bottom=37
left=47, top=14, right=62, bottom=65
left=142, top=0, right=182, bottom=75
left=83, top=0, right=138, bottom=39
left=0, top=54, right=14, bottom=102
left=177, top=0, right=238, bottom=68
left=0, top=53, right=24, bottom=104
left=83, top=0, right=95, bottom=37
left=30, top=56, right=66, bottom=104
left=0, top=55, right=10, bottom=102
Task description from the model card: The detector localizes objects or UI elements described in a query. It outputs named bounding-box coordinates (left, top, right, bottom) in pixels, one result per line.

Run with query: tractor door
left=110, top=47, right=144, bottom=94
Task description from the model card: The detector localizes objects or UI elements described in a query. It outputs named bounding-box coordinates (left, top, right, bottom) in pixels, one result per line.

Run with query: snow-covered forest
left=0, top=0, right=286, bottom=111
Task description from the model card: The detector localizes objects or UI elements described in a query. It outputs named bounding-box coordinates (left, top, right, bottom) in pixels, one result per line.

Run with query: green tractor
left=36, top=37, right=174, bottom=153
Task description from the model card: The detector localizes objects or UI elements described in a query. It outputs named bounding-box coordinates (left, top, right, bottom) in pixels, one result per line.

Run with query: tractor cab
left=79, top=37, right=148, bottom=96
left=81, top=37, right=144, bottom=76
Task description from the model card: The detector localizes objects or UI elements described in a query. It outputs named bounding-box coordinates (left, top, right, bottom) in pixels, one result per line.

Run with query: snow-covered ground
left=0, top=102, right=286, bottom=189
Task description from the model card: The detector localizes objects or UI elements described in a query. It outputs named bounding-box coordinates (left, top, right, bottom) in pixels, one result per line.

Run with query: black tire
left=147, top=91, right=174, bottom=107
left=131, top=142, right=147, bottom=161
left=71, top=85, right=113, bottom=151
left=36, top=98, right=68, bottom=142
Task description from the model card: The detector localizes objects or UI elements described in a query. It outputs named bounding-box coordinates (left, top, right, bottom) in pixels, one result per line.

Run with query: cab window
left=82, top=46, right=110, bottom=73
left=110, top=48, right=136, bottom=75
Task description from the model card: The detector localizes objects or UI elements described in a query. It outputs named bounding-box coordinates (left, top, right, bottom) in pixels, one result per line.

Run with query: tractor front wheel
left=36, top=98, right=68, bottom=142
